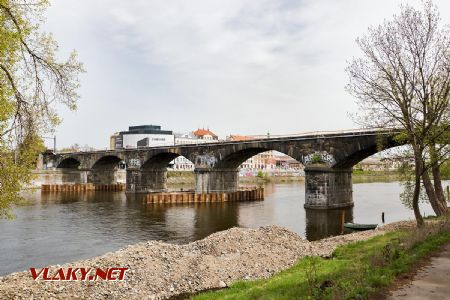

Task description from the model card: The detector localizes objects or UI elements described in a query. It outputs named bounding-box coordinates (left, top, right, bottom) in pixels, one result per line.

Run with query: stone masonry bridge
left=41, top=129, right=400, bottom=209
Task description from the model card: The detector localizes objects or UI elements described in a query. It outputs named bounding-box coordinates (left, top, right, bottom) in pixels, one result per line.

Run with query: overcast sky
left=43, top=0, right=450, bottom=149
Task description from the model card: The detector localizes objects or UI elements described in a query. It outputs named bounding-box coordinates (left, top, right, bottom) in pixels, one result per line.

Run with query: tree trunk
left=432, top=165, right=448, bottom=207
left=422, top=171, right=447, bottom=216
left=414, top=159, right=425, bottom=227
left=430, top=145, right=448, bottom=213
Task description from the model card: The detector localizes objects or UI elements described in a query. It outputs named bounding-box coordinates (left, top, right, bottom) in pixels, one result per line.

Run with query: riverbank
left=194, top=218, right=450, bottom=300
left=169, top=170, right=403, bottom=185
left=167, top=171, right=305, bottom=185
left=1, top=219, right=447, bottom=299
left=29, top=170, right=402, bottom=188
left=352, top=170, right=400, bottom=183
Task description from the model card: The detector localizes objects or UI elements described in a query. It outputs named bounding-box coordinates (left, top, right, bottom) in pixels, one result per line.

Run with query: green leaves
left=0, top=0, right=83, bottom=218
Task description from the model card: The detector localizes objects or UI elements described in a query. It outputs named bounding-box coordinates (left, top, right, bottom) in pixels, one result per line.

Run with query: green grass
left=352, top=170, right=400, bottom=184
left=193, top=224, right=450, bottom=300
left=351, top=169, right=399, bottom=176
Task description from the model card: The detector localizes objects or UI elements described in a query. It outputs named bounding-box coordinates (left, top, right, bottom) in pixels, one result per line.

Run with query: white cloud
left=43, top=0, right=450, bottom=148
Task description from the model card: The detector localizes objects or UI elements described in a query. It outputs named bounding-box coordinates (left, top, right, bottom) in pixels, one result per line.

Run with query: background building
left=227, top=134, right=304, bottom=176
left=169, top=156, right=195, bottom=171
left=111, top=125, right=174, bottom=149
left=354, top=157, right=385, bottom=171
left=110, top=133, right=120, bottom=150
left=192, top=128, right=219, bottom=141
left=174, top=132, right=215, bottom=145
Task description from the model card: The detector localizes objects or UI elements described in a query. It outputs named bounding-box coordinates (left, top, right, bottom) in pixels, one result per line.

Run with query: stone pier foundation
left=195, top=169, right=239, bottom=193
left=88, top=169, right=120, bottom=185
left=52, top=169, right=88, bottom=184
left=126, top=168, right=167, bottom=193
left=304, top=166, right=353, bottom=209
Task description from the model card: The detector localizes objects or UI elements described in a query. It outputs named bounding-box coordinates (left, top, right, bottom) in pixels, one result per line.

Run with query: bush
left=311, top=153, right=323, bottom=164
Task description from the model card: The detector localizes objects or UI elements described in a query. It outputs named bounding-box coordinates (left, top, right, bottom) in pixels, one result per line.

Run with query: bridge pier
left=126, top=168, right=167, bottom=193
left=79, top=170, right=89, bottom=184
left=88, top=169, right=120, bottom=185
left=195, top=169, right=239, bottom=193
left=304, top=166, right=353, bottom=209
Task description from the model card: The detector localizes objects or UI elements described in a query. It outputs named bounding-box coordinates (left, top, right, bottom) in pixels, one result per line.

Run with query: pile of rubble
left=0, top=220, right=417, bottom=299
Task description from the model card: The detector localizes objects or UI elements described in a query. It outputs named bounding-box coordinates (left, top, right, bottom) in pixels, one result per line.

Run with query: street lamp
left=42, top=135, right=56, bottom=153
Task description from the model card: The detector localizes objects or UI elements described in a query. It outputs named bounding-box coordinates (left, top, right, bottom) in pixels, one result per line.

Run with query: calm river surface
left=1, top=181, right=447, bottom=276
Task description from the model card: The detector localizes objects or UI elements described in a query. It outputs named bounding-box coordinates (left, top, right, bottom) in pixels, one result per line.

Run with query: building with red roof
left=192, top=128, right=218, bottom=141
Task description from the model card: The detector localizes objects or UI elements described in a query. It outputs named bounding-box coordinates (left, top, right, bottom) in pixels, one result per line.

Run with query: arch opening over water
left=92, top=155, right=122, bottom=170
left=141, top=152, right=194, bottom=170
left=57, top=157, right=81, bottom=169
left=236, top=150, right=304, bottom=177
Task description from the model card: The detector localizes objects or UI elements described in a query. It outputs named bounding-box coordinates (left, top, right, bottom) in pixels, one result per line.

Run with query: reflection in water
left=192, top=202, right=240, bottom=240
left=0, top=181, right=442, bottom=275
left=126, top=194, right=241, bottom=243
left=305, top=208, right=353, bottom=241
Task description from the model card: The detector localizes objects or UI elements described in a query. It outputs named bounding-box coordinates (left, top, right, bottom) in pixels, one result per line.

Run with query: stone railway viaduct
left=42, top=129, right=400, bottom=209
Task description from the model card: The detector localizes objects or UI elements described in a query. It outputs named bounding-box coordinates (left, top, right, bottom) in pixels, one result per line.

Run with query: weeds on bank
left=193, top=218, right=450, bottom=300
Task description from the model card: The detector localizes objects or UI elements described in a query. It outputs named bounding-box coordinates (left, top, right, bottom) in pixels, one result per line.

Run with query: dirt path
left=388, top=243, right=450, bottom=300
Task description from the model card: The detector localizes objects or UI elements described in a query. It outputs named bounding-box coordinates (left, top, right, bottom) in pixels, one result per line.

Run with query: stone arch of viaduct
left=43, top=130, right=401, bottom=209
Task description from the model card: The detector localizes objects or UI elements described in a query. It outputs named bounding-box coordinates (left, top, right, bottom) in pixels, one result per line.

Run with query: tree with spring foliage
left=0, top=0, right=83, bottom=218
left=346, top=1, right=450, bottom=227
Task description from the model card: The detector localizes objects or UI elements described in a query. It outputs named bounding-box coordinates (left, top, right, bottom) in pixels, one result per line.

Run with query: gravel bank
left=0, top=221, right=416, bottom=299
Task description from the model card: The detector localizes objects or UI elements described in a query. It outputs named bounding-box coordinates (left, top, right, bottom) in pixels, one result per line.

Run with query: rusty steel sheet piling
left=144, top=187, right=264, bottom=204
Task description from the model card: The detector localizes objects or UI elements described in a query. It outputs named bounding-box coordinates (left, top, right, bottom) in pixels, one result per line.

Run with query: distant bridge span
left=42, top=128, right=401, bottom=209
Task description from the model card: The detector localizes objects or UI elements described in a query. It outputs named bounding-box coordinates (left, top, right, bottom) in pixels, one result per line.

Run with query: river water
left=0, top=181, right=446, bottom=276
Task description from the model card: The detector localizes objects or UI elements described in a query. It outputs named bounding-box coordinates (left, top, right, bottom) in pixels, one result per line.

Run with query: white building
left=169, top=156, right=195, bottom=171
left=111, top=125, right=174, bottom=149
left=174, top=132, right=211, bottom=145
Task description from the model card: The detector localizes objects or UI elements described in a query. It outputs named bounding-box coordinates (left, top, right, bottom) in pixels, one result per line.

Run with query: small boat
left=344, top=223, right=378, bottom=231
